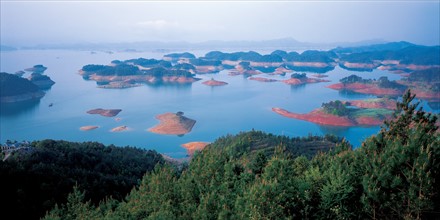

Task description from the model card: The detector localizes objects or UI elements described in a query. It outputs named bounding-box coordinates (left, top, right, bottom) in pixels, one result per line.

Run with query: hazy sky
left=1, top=1, right=439, bottom=46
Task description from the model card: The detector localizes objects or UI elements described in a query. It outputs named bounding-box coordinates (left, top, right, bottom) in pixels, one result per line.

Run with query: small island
left=248, top=77, right=278, bottom=82
left=79, top=125, right=99, bottom=131
left=148, top=111, right=196, bottom=135
left=273, top=100, right=393, bottom=126
left=87, top=108, right=122, bottom=117
left=282, top=73, right=330, bottom=85
left=28, top=73, right=55, bottom=89
left=110, top=125, right=129, bottom=132
left=181, top=142, right=210, bottom=156
left=0, top=72, right=45, bottom=103
left=202, top=78, right=228, bottom=86
left=25, top=64, right=47, bottom=74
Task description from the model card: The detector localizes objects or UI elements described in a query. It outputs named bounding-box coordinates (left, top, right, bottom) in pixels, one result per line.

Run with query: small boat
left=48, top=103, right=53, bottom=107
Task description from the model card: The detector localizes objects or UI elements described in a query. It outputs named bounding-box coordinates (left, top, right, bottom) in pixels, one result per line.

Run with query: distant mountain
left=21, top=38, right=387, bottom=51
left=331, top=41, right=416, bottom=54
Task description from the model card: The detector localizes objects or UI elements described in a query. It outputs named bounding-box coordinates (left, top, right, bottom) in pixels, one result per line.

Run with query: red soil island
left=272, top=107, right=392, bottom=127
left=87, top=108, right=122, bottom=117
left=110, top=125, right=129, bottom=132
left=311, top=74, right=329, bottom=78
left=202, top=79, right=228, bottom=86
left=327, top=83, right=403, bottom=96
left=282, top=77, right=329, bottom=85
left=148, top=112, right=196, bottom=135
left=80, top=125, right=99, bottom=131
left=181, top=142, right=210, bottom=156
left=248, top=77, right=278, bottom=82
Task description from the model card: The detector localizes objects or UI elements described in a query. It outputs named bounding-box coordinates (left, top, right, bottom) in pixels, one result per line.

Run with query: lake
left=1, top=49, right=436, bottom=158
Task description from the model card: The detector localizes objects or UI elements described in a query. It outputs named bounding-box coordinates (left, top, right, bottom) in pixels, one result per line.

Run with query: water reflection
left=0, top=99, right=40, bottom=117
left=290, top=84, right=306, bottom=92
left=318, top=125, right=350, bottom=138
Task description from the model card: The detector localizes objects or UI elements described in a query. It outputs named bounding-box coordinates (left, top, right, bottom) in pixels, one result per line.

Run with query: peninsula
left=148, top=112, right=196, bottom=135
left=273, top=100, right=393, bottom=126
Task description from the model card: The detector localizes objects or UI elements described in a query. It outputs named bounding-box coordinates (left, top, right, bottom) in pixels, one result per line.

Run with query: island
left=343, top=98, right=397, bottom=110
left=87, top=108, right=122, bottom=117
left=77, top=42, right=439, bottom=90
left=181, top=142, right=210, bottom=156
left=28, top=73, right=55, bottom=89
left=25, top=64, right=47, bottom=74
left=110, top=125, right=129, bottom=132
left=79, top=58, right=201, bottom=88
left=79, top=126, right=99, bottom=131
left=327, top=75, right=406, bottom=96
left=202, top=78, right=228, bottom=86
left=398, top=67, right=440, bottom=100
left=148, top=111, right=196, bottom=135
left=248, top=77, right=278, bottom=82
left=282, top=73, right=330, bottom=85
left=0, top=72, right=45, bottom=103
left=334, top=42, right=440, bottom=72
left=273, top=100, right=393, bottom=126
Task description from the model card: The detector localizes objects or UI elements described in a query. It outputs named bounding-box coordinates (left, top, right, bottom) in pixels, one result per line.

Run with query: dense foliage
left=291, top=73, right=307, bottom=79
left=0, top=72, right=41, bottom=97
left=340, top=74, right=371, bottom=84
left=377, top=76, right=406, bottom=90
left=322, top=100, right=350, bottom=116
left=0, top=140, right=164, bottom=219
left=408, top=67, right=440, bottom=83
left=43, top=90, right=439, bottom=220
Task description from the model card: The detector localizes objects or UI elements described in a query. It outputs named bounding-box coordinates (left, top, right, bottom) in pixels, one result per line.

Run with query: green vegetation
left=408, top=67, right=440, bottom=83
left=0, top=140, right=164, bottom=219
left=339, top=45, right=440, bottom=65
left=350, top=108, right=393, bottom=119
left=291, top=73, right=307, bottom=79
left=41, top=90, right=438, bottom=220
left=322, top=100, right=350, bottom=116
left=340, top=74, right=371, bottom=84
left=0, top=72, right=41, bottom=97
left=377, top=76, right=406, bottom=90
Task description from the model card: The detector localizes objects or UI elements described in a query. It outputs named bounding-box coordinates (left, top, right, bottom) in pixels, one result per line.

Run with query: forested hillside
left=43, top=90, right=439, bottom=220
left=0, top=141, right=164, bottom=219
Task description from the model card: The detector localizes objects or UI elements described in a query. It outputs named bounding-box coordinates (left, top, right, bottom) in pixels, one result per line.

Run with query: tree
left=360, top=89, right=439, bottom=219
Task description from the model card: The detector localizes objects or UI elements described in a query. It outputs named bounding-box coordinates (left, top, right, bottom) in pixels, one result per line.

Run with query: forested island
left=328, top=70, right=439, bottom=100
left=0, top=72, right=45, bottom=103
left=1, top=91, right=439, bottom=219
left=273, top=98, right=394, bottom=126
left=79, top=58, right=200, bottom=88
left=78, top=42, right=439, bottom=93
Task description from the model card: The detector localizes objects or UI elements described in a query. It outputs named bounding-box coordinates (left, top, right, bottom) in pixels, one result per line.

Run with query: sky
left=1, top=1, right=439, bottom=46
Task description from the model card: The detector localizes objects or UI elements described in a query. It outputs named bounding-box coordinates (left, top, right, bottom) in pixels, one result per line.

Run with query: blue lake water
left=1, top=49, right=437, bottom=158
